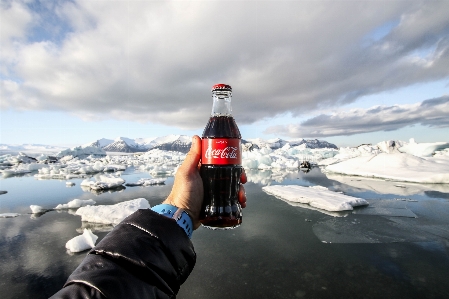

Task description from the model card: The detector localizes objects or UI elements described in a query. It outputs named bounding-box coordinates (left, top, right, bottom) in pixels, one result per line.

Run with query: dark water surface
left=1, top=168, right=449, bottom=299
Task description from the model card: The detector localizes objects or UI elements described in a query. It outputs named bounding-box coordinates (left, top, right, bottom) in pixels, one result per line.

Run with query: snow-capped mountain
left=85, top=135, right=193, bottom=153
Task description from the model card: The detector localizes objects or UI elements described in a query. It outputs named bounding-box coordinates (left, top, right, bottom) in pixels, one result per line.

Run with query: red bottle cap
left=212, top=83, right=232, bottom=92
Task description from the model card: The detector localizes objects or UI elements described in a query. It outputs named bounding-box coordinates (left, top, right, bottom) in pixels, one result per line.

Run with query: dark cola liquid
left=200, top=115, right=242, bottom=229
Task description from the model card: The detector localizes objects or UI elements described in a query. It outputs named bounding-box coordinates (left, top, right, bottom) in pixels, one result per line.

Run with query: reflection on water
left=1, top=168, right=449, bottom=299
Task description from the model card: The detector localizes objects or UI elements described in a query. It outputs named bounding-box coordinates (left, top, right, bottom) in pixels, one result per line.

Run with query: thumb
left=181, top=135, right=201, bottom=172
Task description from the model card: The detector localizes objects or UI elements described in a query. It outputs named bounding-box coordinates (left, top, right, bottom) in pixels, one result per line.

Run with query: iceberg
left=262, top=185, right=368, bottom=212
left=75, top=198, right=150, bottom=225
left=56, top=146, right=106, bottom=159
left=398, top=138, right=449, bottom=157
left=65, top=229, right=98, bottom=253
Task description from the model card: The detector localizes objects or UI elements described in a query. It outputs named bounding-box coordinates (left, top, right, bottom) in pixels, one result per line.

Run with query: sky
left=1, top=0, right=448, bottom=148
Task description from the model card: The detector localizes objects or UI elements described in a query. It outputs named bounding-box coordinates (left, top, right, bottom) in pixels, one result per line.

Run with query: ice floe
left=80, top=175, right=125, bottom=191
left=75, top=198, right=150, bottom=225
left=323, top=152, right=449, bottom=184
left=56, top=146, right=106, bottom=159
left=263, top=185, right=369, bottom=212
left=0, top=213, right=20, bottom=218
left=125, top=178, right=166, bottom=187
left=55, top=199, right=96, bottom=210
left=66, top=229, right=98, bottom=253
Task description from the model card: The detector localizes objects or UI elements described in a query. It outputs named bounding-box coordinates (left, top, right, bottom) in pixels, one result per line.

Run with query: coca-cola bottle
left=200, top=83, right=243, bottom=229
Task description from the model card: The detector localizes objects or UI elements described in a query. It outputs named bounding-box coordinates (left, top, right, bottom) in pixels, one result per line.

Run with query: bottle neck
left=211, top=90, right=232, bottom=116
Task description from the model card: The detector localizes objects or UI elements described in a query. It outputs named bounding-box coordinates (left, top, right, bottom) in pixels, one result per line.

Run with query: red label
left=201, top=138, right=241, bottom=165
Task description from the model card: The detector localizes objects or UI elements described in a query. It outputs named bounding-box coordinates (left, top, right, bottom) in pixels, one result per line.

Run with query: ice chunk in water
left=55, top=199, right=96, bottom=209
left=80, top=175, right=125, bottom=191
left=75, top=198, right=150, bottom=225
left=125, top=178, right=166, bottom=187
left=0, top=213, right=20, bottom=218
left=30, top=205, right=45, bottom=213
left=65, top=229, right=98, bottom=253
left=263, top=185, right=368, bottom=212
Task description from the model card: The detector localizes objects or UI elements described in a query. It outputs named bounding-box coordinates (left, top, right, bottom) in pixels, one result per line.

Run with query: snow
left=263, top=185, right=369, bottom=212
left=55, top=199, right=96, bottom=210
left=65, top=229, right=98, bottom=253
left=75, top=198, right=150, bottom=225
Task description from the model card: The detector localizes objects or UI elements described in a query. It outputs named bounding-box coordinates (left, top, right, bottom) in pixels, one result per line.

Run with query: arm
left=50, top=135, right=246, bottom=299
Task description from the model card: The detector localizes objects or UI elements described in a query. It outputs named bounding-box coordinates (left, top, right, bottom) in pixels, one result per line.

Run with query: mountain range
left=83, top=135, right=338, bottom=153
left=0, top=135, right=338, bottom=155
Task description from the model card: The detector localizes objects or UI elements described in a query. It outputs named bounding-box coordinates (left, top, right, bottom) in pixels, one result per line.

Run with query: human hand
left=163, top=135, right=247, bottom=229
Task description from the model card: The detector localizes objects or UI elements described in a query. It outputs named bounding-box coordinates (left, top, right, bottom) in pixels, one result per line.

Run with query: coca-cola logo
left=201, top=138, right=242, bottom=165
left=205, top=146, right=238, bottom=159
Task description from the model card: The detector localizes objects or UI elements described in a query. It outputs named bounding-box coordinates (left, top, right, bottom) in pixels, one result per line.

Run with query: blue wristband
left=151, top=204, right=193, bottom=239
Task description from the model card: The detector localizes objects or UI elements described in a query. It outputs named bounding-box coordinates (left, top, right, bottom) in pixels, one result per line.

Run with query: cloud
left=264, top=96, right=449, bottom=138
left=1, top=0, right=449, bottom=130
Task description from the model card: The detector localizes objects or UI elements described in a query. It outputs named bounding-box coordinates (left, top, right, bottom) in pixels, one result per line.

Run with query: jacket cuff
left=64, top=209, right=196, bottom=298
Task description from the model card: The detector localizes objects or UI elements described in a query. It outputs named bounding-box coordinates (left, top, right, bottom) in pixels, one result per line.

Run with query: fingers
left=240, top=169, right=247, bottom=184
left=238, top=184, right=246, bottom=208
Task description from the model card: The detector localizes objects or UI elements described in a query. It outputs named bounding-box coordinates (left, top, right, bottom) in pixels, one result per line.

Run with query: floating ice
left=56, top=146, right=106, bottom=159
left=398, top=138, right=449, bottom=157
left=125, top=178, right=166, bottom=186
left=80, top=175, right=125, bottom=191
left=0, top=213, right=20, bottom=218
left=75, top=198, right=150, bottom=224
left=263, top=185, right=368, bottom=212
left=325, top=174, right=449, bottom=196
left=323, top=153, right=449, bottom=184
left=55, top=199, right=96, bottom=210
left=30, top=205, right=45, bottom=213
left=65, top=229, right=98, bottom=253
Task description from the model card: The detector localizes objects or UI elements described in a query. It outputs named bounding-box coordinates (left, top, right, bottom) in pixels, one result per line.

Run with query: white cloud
left=265, top=96, right=449, bottom=138
left=1, top=0, right=449, bottom=131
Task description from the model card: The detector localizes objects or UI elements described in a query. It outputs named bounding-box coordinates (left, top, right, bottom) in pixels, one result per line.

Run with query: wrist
left=151, top=204, right=193, bottom=238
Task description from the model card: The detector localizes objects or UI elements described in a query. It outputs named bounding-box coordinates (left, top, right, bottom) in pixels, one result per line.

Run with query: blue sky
left=1, top=0, right=448, bottom=147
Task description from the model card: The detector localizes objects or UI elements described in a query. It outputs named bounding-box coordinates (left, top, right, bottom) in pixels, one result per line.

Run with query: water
left=1, top=168, right=449, bottom=298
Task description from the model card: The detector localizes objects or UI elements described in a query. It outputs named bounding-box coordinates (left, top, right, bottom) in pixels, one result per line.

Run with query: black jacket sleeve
left=50, top=209, right=196, bottom=299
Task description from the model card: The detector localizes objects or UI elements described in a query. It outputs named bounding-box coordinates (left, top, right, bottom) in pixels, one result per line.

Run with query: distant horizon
left=1, top=133, right=447, bottom=150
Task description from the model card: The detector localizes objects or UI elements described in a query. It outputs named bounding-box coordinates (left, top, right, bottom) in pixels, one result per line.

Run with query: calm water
left=1, top=168, right=449, bottom=299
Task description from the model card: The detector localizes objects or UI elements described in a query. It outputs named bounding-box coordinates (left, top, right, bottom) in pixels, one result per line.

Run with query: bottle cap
left=212, top=83, right=232, bottom=92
